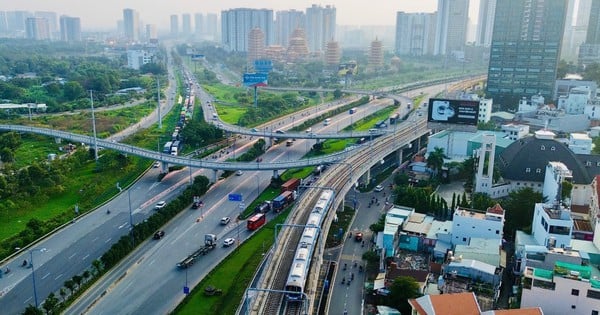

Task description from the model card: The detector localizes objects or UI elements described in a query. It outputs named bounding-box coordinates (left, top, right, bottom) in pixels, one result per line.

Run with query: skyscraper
left=275, top=10, right=305, bottom=47
left=221, top=8, right=273, bottom=52
left=146, top=24, right=157, bottom=41
left=579, top=0, right=600, bottom=66
left=170, top=14, right=179, bottom=36
left=434, top=0, right=469, bottom=55
left=487, top=0, right=568, bottom=107
left=206, top=13, right=218, bottom=38
left=476, top=0, right=497, bottom=47
left=123, top=8, right=139, bottom=42
left=561, top=0, right=592, bottom=61
left=35, top=11, right=57, bottom=39
left=305, top=4, right=336, bottom=53
left=26, top=17, right=50, bottom=40
left=195, top=13, right=203, bottom=35
left=395, top=12, right=436, bottom=56
left=59, top=15, right=81, bottom=41
left=182, top=14, right=191, bottom=36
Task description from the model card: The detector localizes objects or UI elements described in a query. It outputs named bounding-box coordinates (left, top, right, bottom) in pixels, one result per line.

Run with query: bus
left=247, top=213, right=266, bottom=231
left=163, top=141, right=173, bottom=153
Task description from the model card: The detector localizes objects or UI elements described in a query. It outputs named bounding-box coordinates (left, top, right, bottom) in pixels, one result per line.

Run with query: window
left=496, top=230, right=500, bottom=234
left=592, top=310, right=598, bottom=315
left=536, top=168, right=541, bottom=173
left=551, top=146, right=556, bottom=151
left=587, top=289, right=600, bottom=300
left=462, top=237, right=467, bottom=242
left=572, top=289, right=580, bottom=296
left=541, top=145, right=545, bottom=150
left=526, top=168, right=531, bottom=173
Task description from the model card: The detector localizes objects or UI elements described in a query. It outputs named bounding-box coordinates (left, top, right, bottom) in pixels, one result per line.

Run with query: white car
left=235, top=170, right=244, bottom=176
left=223, top=238, right=235, bottom=247
left=220, top=217, right=231, bottom=225
left=155, top=201, right=167, bottom=210
left=374, top=185, right=384, bottom=192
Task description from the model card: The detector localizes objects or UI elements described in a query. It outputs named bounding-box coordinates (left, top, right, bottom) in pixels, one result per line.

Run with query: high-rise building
left=35, top=11, right=57, bottom=39
left=579, top=0, right=600, bottom=66
left=395, top=12, right=436, bottom=56
left=247, top=28, right=266, bottom=67
left=561, top=0, right=592, bottom=61
left=170, top=14, right=179, bottom=36
left=487, top=0, right=568, bottom=107
left=221, top=8, right=273, bottom=52
left=146, top=24, right=157, bottom=41
left=0, top=12, right=8, bottom=35
left=26, top=17, right=50, bottom=40
left=305, top=4, right=336, bottom=53
left=287, top=28, right=309, bottom=62
left=59, top=15, right=81, bottom=41
left=195, top=13, right=203, bottom=35
left=206, top=13, right=218, bottom=38
left=325, top=40, right=341, bottom=66
left=6, top=11, right=32, bottom=36
left=275, top=10, right=305, bottom=47
left=123, top=8, right=139, bottom=42
left=434, top=0, right=469, bottom=55
left=476, top=0, right=497, bottom=47
left=182, top=14, right=191, bottom=36
left=368, top=38, right=384, bottom=69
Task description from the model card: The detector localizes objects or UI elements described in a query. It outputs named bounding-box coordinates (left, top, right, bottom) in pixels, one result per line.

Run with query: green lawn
left=202, top=84, right=245, bottom=105
left=175, top=208, right=290, bottom=315
left=214, top=105, right=248, bottom=125
left=13, top=134, right=63, bottom=169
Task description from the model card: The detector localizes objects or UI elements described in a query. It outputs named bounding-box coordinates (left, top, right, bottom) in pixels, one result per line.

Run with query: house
left=408, top=292, right=544, bottom=315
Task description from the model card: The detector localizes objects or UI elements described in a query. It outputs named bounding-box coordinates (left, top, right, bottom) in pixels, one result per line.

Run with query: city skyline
left=0, top=0, right=480, bottom=30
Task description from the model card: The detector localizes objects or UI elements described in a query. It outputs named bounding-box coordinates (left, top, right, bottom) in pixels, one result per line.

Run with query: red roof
left=487, top=203, right=504, bottom=215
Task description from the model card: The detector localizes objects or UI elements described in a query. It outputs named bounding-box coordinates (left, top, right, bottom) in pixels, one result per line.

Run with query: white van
left=305, top=127, right=312, bottom=133
left=324, top=118, right=331, bottom=126
left=212, top=113, right=218, bottom=120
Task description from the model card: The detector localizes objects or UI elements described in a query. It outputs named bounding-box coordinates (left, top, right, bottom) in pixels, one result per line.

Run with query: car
left=235, top=170, right=244, bottom=176
left=155, top=201, right=167, bottom=210
left=251, top=128, right=259, bottom=132
left=153, top=230, right=165, bottom=239
left=275, top=129, right=285, bottom=134
left=153, top=161, right=161, bottom=168
left=374, top=185, right=384, bottom=192
left=220, top=217, right=231, bottom=225
left=223, top=238, right=235, bottom=247
left=355, top=232, right=363, bottom=242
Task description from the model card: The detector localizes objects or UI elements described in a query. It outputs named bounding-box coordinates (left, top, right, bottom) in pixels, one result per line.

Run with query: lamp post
left=89, top=91, right=98, bottom=161
left=252, top=174, right=261, bottom=198
left=29, top=248, right=47, bottom=308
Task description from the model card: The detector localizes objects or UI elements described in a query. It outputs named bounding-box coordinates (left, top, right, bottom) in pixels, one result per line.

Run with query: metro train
left=284, top=189, right=335, bottom=301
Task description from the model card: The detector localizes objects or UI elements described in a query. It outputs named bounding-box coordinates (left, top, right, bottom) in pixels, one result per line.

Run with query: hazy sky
left=0, top=1, right=479, bottom=30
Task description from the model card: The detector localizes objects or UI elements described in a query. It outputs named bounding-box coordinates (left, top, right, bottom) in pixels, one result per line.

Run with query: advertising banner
left=427, top=98, right=479, bottom=126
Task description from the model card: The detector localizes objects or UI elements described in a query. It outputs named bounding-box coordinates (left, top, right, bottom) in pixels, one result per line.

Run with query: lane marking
left=82, top=254, right=90, bottom=261
left=68, top=253, right=77, bottom=259
left=54, top=273, right=63, bottom=280
left=105, top=237, right=112, bottom=243
left=42, top=273, right=51, bottom=280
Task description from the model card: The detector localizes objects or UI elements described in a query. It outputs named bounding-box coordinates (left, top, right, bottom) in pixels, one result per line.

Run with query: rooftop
left=409, top=292, right=480, bottom=315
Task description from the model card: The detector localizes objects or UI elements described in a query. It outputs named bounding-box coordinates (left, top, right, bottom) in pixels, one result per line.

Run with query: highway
left=65, top=91, right=399, bottom=315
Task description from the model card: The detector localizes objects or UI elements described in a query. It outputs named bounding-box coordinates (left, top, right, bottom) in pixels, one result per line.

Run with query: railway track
left=252, top=117, right=429, bottom=314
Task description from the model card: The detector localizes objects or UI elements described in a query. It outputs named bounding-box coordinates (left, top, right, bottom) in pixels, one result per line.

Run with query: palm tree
left=59, top=288, right=67, bottom=302
left=426, top=147, right=446, bottom=177
left=64, top=279, right=75, bottom=296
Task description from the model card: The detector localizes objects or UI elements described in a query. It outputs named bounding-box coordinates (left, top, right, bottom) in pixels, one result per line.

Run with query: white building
left=518, top=95, right=545, bottom=113
left=126, top=50, right=153, bottom=70
left=568, top=133, right=592, bottom=155
left=520, top=261, right=600, bottom=315
left=478, top=98, right=493, bottom=123
left=542, top=162, right=573, bottom=205
left=451, top=206, right=504, bottom=247
left=221, top=8, right=274, bottom=52
left=501, top=124, right=529, bottom=141
left=531, top=203, right=573, bottom=249
left=305, top=4, right=336, bottom=53
left=557, top=85, right=591, bottom=115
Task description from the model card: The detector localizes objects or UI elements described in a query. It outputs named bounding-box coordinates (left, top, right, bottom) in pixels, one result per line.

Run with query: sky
left=0, top=0, right=479, bottom=30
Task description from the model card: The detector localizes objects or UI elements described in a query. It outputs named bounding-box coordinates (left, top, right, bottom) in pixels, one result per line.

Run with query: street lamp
left=29, top=248, right=47, bottom=308
left=89, top=91, right=98, bottom=161
left=252, top=174, right=261, bottom=198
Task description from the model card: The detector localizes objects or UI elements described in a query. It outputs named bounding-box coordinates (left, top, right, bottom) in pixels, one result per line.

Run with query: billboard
left=243, top=72, right=268, bottom=87
left=427, top=98, right=479, bottom=126
left=254, top=59, right=273, bottom=74
left=191, top=54, right=205, bottom=60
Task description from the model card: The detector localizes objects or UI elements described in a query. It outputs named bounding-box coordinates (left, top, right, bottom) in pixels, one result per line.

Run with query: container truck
left=272, top=190, right=297, bottom=212
left=281, top=178, right=301, bottom=193
left=176, top=234, right=217, bottom=269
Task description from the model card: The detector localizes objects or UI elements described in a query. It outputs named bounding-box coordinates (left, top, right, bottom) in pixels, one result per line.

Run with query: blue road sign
left=243, top=72, right=268, bottom=87
left=191, top=54, right=204, bottom=60
left=228, top=193, right=243, bottom=202
left=254, top=59, right=273, bottom=74
left=183, top=286, right=190, bottom=294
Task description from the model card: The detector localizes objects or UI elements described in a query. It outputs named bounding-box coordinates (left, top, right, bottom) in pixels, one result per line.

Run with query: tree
left=59, top=288, right=67, bottom=302
left=63, top=81, right=84, bottom=101
left=42, top=292, right=59, bottom=315
left=426, top=147, right=446, bottom=177
left=64, top=279, right=75, bottom=295
left=72, top=274, right=83, bottom=289
left=22, top=305, right=43, bottom=315
left=333, top=89, right=342, bottom=99
left=91, top=259, right=103, bottom=275
left=386, top=276, right=422, bottom=315
left=501, top=187, right=544, bottom=238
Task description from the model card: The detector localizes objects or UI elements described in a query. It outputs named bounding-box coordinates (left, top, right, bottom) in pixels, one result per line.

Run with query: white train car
left=285, top=189, right=334, bottom=301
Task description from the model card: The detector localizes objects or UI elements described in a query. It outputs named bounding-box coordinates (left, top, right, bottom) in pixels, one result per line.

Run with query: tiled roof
left=498, top=136, right=592, bottom=184
left=409, top=292, right=480, bottom=315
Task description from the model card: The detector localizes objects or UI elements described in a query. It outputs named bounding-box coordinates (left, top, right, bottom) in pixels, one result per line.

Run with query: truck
left=247, top=213, right=266, bottom=231
left=176, top=234, right=217, bottom=269
left=281, top=178, right=301, bottom=193
left=254, top=201, right=272, bottom=213
left=272, top=190, right=297, bottom=212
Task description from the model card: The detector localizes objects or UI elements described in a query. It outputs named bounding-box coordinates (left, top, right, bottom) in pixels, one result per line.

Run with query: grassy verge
left=325, top=207, right=356, bottom=248
left=174, top=208, right=291, bottom=315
